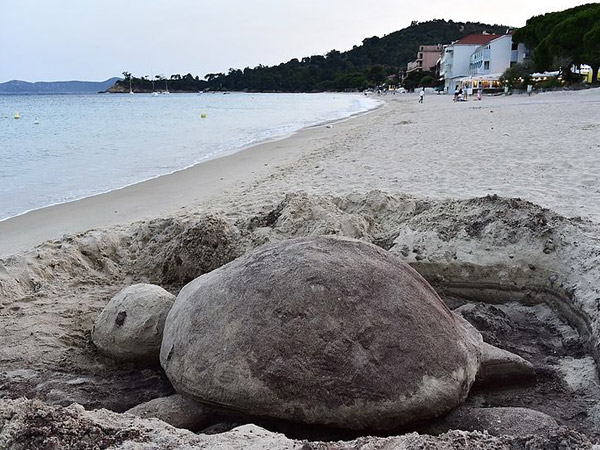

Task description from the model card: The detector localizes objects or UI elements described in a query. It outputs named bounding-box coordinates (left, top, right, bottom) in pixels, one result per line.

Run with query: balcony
left=471, top=48, right=491, bottom=65
left=406, top=61, right=422, bottom=73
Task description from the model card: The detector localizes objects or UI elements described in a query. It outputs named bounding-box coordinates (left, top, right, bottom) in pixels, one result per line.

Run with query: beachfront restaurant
left=456, top=75, right=503, bottom=95
left=460, top=34, right=525, bottom=94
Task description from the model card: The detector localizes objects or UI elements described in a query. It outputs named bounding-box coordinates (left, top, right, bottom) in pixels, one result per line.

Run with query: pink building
left=406, top=44, right=443, bottom=74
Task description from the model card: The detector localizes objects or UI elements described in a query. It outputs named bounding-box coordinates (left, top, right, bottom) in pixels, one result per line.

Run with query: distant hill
left=0, top=78, right=121, bottom=94
left=108, top=19, right=511, bottom=94
left=201, top=19, right=510, bottom=92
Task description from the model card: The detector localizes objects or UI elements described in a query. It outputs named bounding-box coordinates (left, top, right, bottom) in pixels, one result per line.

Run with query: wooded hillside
left=513, top=3, right=600, bottom=82
left=113, top=19, right=508, bottom=93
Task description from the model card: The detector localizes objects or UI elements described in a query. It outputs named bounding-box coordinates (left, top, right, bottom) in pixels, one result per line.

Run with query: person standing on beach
left=419, top=88, right=424, bottom=103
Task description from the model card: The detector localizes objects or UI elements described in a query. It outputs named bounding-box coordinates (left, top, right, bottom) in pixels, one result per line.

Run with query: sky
left=0, top=0, right=593, bottom=82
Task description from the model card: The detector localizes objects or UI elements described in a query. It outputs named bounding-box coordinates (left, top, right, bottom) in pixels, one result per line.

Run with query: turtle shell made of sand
left=160, top=236, right=481, bottom=431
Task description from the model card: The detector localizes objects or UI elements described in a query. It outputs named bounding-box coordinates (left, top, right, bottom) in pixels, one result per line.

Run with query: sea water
left=0, top=93, right=379, bottom=221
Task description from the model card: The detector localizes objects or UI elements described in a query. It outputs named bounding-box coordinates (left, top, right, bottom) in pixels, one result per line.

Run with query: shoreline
left=2, top=88, right=599, bottom=257
left=0, top=98, right=386, bottom=257
left=0, top=97, right=382, bottom=224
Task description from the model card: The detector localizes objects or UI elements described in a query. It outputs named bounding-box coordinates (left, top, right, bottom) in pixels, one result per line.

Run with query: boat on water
left=151, top=73, right=159, bottom=96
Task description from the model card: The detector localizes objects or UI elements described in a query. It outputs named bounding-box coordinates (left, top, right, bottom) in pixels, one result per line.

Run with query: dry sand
left=1, top=88, right=599, bottom=257
left=209, top=88, right=600, bottom=223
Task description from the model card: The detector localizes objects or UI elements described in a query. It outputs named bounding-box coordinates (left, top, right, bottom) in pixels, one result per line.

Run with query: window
left=484, top=61, right=490, bottom=70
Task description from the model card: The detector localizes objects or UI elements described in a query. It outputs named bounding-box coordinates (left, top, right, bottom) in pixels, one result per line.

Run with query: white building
left=468, top=36, right=529, bottom=88
left=440, top=33, right=527, bottom=94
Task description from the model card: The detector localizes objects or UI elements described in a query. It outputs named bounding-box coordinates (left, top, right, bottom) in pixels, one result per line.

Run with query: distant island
left=0, top=78, right=121, bottom=95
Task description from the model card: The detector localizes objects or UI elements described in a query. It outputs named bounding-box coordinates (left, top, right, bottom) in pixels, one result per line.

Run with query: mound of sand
left=1, top=398, right=596, bottom=450
left=1, top=190, right=600, bottom=442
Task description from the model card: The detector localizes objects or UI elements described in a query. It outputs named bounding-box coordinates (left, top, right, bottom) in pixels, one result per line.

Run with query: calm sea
left=0, top=93, right=379, bottom=221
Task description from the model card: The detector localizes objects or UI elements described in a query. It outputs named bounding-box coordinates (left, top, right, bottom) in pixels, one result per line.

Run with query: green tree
left=401, top=70, right=435, bottom=91
left=583, top=22, right=600, bottom=83
left=419, top=75, right=435, bottom=87
left=500, top=62, right=532, bottom=89
left=334, top=72, right=368, bottom=90
left=366, top=65, right=386, bottom=85
left=513, top=3, right=600, bottom=82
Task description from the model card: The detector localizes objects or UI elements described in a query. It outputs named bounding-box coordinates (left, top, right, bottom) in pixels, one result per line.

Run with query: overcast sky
left=0, top=0, right=592, bottom=82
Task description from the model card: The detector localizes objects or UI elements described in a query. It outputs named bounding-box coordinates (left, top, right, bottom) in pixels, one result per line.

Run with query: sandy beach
left=2, top=88, right=600, bottom=448
left=1, top=88, right=598, bottom=257
left=209, top=88, right=600, bottom=223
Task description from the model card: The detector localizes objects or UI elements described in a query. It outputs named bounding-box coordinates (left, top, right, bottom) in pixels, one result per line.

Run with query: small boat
left=151, top=73, right=159, bottom=96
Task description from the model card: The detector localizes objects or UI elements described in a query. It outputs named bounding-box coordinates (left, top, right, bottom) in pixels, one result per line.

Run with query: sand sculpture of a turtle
left=156, top=236, right=534, bottom=431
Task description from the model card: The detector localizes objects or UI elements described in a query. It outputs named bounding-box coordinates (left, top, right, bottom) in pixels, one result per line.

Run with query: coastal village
left=403, top=31, right=597, bottom=96
left=405, top=32, right=528, bottom=94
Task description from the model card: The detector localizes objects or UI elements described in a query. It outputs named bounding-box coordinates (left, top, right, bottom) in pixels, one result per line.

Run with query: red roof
left=455, top=34, right=504, bottom=45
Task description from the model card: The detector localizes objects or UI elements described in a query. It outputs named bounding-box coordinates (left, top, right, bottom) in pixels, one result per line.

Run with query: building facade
left=407, top=44, right=443, bottom=74
left=439, top=34, right=503, bottom=94
left=441, top=33, right=529, bottom=94
left=469, top=36, right=528, bottom=75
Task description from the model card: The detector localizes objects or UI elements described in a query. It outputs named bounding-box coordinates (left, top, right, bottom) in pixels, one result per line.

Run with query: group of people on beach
left=417, top=85, right=486, bottom=104
left=453, top=86, right=483, bottom=102
left=454, top=88, right=467, bottom=102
